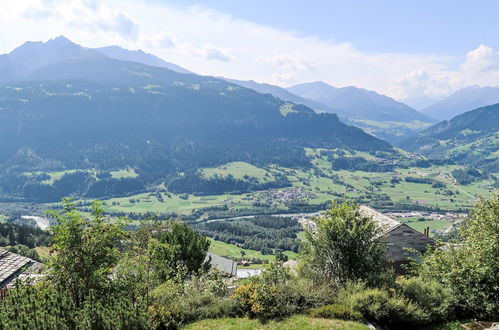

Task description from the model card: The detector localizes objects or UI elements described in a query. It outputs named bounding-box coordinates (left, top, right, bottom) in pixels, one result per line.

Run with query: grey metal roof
left=0, top=249, right=34, bottom=288
left=205, top=252, right=237, bottom=277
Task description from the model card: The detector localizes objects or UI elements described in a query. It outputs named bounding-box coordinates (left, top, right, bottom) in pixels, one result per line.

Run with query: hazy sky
left=2, top=0, right=499, bottom=108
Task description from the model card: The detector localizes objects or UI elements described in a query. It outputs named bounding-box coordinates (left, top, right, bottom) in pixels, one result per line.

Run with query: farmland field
left=88, top=159, right=495, bottom=218
left=399, top=217, right=454, bottom=236
left=208, top=238, right=298, bottom=261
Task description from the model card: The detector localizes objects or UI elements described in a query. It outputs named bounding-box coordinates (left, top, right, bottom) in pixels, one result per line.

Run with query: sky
left=1, top=0, right=499, bottom=108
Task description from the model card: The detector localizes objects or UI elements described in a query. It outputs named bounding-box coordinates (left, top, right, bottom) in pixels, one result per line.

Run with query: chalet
left=360, top=206, right=434, bottom=270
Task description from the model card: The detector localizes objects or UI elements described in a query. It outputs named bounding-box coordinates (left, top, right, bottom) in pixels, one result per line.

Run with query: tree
left=275, top=251, right=288, bottom=263
left=47, top=199, right=126, bottom=306
left=131, top=220, right=211, bottom=281
left=301, top=201, right=386, bottom=286
left=418, top=194, right=499, bottom=319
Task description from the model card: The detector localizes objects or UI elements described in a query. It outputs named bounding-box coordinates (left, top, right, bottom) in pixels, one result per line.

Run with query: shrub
left=232, top=263, right=324, bottom=320
left=308, top=304, right=362, bottom=321
left=335, top=281, right=428, bottom=325
left=148, top=271, right=237, bottom=329
left=232, top=282, right=298, bottom=320
left=396, top=277, right=454, bottom=322
left=287, top=277, right=335, bottom=310
left=0, top=284, right=150, bottom=330
left=418, top=194, right=499, bottom=319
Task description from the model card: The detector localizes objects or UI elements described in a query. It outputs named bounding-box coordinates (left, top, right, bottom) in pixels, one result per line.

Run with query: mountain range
left=421, top=85, right=499, bottom=121
left=287, top=81, right=436, bottom=142
left=0, top=36, right=390, bottom=202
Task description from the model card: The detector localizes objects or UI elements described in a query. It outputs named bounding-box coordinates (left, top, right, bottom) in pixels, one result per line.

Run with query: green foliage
left=148, top=271, right=236, bottom=329
left=7, top=244, right=41, bottom=261
left=335, top=281, right=428, bottom=325
left=418, top=194, right=499, bottom=319
left=0, top=284, right=150, bottom=330
left=194, top=215, right=301, bottom=253
left=47, top=199, right=127, bottom=306
left=396, top=277, right=454, bottom=322
left=232, top=263, right=333, bottom=320
left=134, top=220, right=211, bottom=281
left=308, top=304, right=362, bottom=321
left=300, top=201, right=387, bottom=286
left=451, top=168, right=484, bottom=185
left=0, top=222, right=51, bottom=248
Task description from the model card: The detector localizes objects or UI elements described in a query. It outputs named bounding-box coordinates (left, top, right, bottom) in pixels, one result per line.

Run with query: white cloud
left=461, top=44, right=499, bottom=74
left=200, top=45, right=233, bottom=61
left=1, top=0, right=499, bottom=104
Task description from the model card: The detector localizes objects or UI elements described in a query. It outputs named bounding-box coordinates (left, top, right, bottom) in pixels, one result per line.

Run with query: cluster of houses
left=254, top=187, right=317, bottom=206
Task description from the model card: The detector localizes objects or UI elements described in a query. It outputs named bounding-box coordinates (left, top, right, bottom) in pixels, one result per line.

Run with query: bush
left=148, top=271, right=237, bottom=329
left=232, top=263, right=326, bottom=320
left=232, top=281, right=298, bottom=320
left=308, top=304, right=362, bottom=321
left=0, top=284, right=150, bottom=330
left=418, top=194, right=499, bottom=319
left=7, top=244, right=41, bottom=261
left=287, top=277, right=334, bottom=310
left=396, top=277, right=454, bottom=322
left=335, top=281, right=428, bottom=325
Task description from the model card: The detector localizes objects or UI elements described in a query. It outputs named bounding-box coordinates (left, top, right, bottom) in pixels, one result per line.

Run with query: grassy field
left=202, top=161, right=274, bottom=183
left=77, top=160, right=496, bottom=219
left=183, top=315, right=368, bottom=330
left=400, top=217, right=454, bottom=236
left=0, top=214, right=7, bottom=223
left=110, top=168, right=138, bottom=179
left=208, top=238, right=298, bottom=261
left=99, top=192, right=255, bottom=216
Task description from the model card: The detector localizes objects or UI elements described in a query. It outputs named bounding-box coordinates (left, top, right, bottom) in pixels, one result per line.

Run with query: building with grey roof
left=205, top=252, right=237, bottom=277
left=0, top=249, right=36, bottom=288
left=359, top=206, right=434, bottom=269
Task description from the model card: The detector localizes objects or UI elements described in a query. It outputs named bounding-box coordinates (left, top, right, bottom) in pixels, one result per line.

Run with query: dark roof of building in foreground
left=0, top=249, right=34, bottom=288
left=205, top=252, right=237, bottom=277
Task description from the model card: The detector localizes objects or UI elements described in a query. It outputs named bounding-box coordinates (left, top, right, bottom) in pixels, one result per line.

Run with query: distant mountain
left=95, top=45, right=191, bottom=74
left=0, top=38, right=390, bottom=202
left=421, top=85, right=499, bottom=121
left=222, top=78, right=334, bottom=112
left=400, top=103, right=499, bottom=172
left=288, top=81, right=431, bottom=122
left=287, top=82, right=435, bottom=143
left=0, top=36, right=103, bottom=82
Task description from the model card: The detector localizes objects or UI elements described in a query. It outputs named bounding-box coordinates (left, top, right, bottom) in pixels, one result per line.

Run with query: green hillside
left=0, top=57, right=389, bottom=203
left=399, top=103, right=499, bottom=173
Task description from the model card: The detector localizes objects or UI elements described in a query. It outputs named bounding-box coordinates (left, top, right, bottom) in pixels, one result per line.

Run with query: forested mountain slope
left=399, top=103, right=499, bottom=172
left=0, top=45, right=390, bottom=202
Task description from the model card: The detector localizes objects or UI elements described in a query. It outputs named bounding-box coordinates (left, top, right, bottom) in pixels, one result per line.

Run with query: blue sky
left=163, top=0, right=498, bottom=56
left=2, top=0, right=499, bottom=108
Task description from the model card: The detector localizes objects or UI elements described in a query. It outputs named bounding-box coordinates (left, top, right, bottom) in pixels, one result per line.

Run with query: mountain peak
left=1, top=36, right=101, bottom=82
left=50, top=35, right=74, bottom=44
